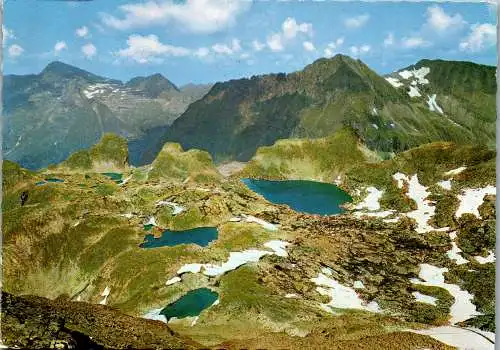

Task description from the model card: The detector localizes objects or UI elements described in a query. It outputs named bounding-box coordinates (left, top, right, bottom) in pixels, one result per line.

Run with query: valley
left=2, top=124, right=496, bottom=348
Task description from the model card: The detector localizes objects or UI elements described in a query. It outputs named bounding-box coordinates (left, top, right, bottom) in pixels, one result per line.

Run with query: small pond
left=160, top=288, right=218, bottom=321
left=141, top=227, right=218, bottom=248
left=43, top=178, right=65, bottom=183
left=242, top=178, right=352, bottom=215
left=102, top=172, right=123, bottom=184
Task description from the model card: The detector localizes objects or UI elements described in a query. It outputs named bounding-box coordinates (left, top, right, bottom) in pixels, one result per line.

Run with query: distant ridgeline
left=143, top=55, right=495, bottom=164
left=3, top=56, right=495, bottom=170
left=3, top=61, right=211, bottom=169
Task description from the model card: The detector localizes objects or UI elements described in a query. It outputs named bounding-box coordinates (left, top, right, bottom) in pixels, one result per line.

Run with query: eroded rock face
left=1, top=292, right=200, bottom=349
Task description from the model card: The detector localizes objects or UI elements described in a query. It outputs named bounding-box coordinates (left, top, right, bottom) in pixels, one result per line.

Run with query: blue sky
left=4, top=0, right=497, bottom=86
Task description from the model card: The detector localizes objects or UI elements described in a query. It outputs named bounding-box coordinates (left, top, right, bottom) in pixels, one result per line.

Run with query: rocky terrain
left=145, top=55, right=495, bottom=164
left=3, top=61, right=211, bottom=169
left=1, top=129, right=495, bottom=349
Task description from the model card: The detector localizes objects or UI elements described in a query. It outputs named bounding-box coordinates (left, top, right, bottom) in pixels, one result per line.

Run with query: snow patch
left=311, top=273, right=380, bottom=313
left=143, top=308, right=167, bottom=323
left=285, top=293, right=300, bottom=298
left=412, top=291, right=438, bottom=306
left=241, top=214, right=278, bottom=231
left=372, top=123, right=379, bottom=130
left=456, top=186, right=496, bottom=219
left=411, top=264, right=480, bottom=324
left=427, top=94, right=444, bottom=114
left=145, top=216, right=158, bottom=227
left=165, top=276, right=181, bottom=286
left=264, top=240, right=289, bottom=257
left=385, top=77, right=404, bottom=88
left=437, top=180, right=452, bottom=191
left=393, top=173, right=438, bottom=233
left=157, top=201, right=185, bottom=215
left=475, top=251, right=496, bottom=264
left=175, top=240, right=290, bottom=278
left=399, top=67, right=430, bottom=85
left=410, top=326, right=494, bottom=350
left=444, top=167, right=466, bottom=177
left=177, top=263, right=203, bottom=275
left=355, top=187, right=383, bottom=211
left=408, top=85, right=421, bottom=98
left=447, top=242, right=469, bottom=265
left=120, top=213, right=134, bottom=219
left=99, top=286, right=110, bottom=305
left=353, top=281, right=365, bottom=289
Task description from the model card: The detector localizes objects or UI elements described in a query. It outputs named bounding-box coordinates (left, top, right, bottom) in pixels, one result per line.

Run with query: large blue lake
left=242, top=179, right=352, bottom=215
left=141, top=227, right=218, bottom=248
left=160, top=288, right=218, bottom=321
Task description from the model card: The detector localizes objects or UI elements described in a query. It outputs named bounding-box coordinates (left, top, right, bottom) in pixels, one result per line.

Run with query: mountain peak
left=126, top=73, right=179, bottom=97
left=41, top=61, right=109, bottom=83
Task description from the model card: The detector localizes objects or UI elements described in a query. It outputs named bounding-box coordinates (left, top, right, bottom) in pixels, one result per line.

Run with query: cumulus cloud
left=344, top=14, right=370, bottom=29
left=101, top=0, right=250, bottom=34
left=117, top=34, right=189, bottom=63
left=282, top=17, right=313, bottom=39
left=252, top=39, right=265, bottom=52
left=401, top=36, right=431, bottom=49
left=212, top=39, right=241, bottom=55
left=323, top=37, right=344, bottom=58
left=82, top=43, right=97, bottom=59
left=384, top=33, right=395, bottom=47
left=459, top=23, right=496, bottom=52
left=425, top=5, right=466, bottom=32
left=76, top=26, right=90, bottom=38
left=2, top=25, right=15, bottom=45
left=194, top=47, right=210, bottom=58
left=303, top=41, right=315, bottom=52
left=54, top=41, right=68, bottom=54
left=266, top=17, right=313, bottom=52
left=267, top=33, right=285, bottom=52
left=8, top=44, right=24, bottom=58
left=350, top=44, right=371, bottom=56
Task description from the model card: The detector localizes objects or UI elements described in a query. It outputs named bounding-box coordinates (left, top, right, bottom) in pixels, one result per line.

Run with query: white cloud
left=459, top=23, right=496, bottom=52
left=324, top=37, right=344, bottom=58
left=267, top=33, right=284, bottom=52
left=82, top=43, right=97, bottom=59
left=54, top=41, right=68, bottom=54
left=324, top=48, right=334, bottom=58
left=303, top=41, right=315, bottom=52
left=76, top=26, right=90, bottom=38
left=8, top=44, right=24, bottom=58
left=3, top=25, right=15, bottom=45
left=401, top=36, right=431, bottom=49
left=384, top=33, right=395, bottom=47
left=252, top=39, right=265, bottom=52
left=117, top=34, right=189, bottom=63
left=425, top=5, right=466, bottom=32
left=212, top=39, right=241, bottom=55
left=101, top=0, right=250, bottom=34
left=344, top=14, right=370, bottom=29
left=350, top=44, right=371, bottom=56
left=282, top=17, right=313, bottom=39
left=194, top=47, right=210, bottom=58
left=265, top=17, right=313, bottom=52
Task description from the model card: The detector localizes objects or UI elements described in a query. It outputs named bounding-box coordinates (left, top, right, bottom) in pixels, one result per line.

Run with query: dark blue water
left=141, top=227, right=218, bottom=248
left=160, top=288, right=218, bottom=321
left=35, top=181, right=46, bottom=186
left=242, top=179, right=352, bottom=215
left=102, top=173, right=123, bottom=183
left=45, top=178, right=64, bottom=183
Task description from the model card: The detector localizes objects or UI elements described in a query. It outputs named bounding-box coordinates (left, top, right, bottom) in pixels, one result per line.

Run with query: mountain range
left=3, top=61, right=211, bottom=169
left=142, top=55, right=495, bottom=164
left=3, top=56, right=495, bottom=170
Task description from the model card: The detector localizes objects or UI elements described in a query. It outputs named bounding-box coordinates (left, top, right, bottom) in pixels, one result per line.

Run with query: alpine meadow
left=1, top=1, right=497, bottom=349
